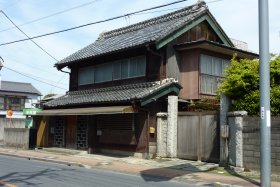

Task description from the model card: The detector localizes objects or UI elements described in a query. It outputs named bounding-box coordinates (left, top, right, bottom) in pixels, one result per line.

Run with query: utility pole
left=259, top=0, right=271, bottom=186
left=0, top=56, right=3, bottom=89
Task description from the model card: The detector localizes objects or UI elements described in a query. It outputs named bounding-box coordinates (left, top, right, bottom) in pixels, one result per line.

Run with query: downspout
left=59, top=69, right=70, bottom=74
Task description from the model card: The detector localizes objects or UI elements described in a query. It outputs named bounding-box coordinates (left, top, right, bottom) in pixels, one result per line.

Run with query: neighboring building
left=0, top=81, right=42, bottom=118
left=35, top=1, right=257, bottom=158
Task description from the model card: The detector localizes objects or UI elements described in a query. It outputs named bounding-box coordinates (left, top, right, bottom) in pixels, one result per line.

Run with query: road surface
left=0, top=155, right=196, bottom=187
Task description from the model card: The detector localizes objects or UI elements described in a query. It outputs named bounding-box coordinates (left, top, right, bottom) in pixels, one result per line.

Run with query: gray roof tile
left=56, top=1, right=208, bottom=68
left=44, top=79, right=180, bottom=108
left=0, top=81, right=42, bottom=95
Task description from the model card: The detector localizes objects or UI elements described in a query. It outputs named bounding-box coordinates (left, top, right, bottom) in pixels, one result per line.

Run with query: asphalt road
left=0, top=155, right=196, bottom=187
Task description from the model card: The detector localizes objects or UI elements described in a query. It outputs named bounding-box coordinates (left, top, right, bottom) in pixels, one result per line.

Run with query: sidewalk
left=0, top=147, right=279, bottom=187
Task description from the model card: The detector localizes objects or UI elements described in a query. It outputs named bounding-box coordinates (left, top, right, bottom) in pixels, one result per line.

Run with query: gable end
left=155, top=13, right=234, bottom=49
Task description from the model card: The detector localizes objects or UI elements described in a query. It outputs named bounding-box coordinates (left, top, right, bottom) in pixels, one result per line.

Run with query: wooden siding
left=179, top=50, right=200, bottom=99
left=164, top=21, right=224, bottom=100
left=87, top=116, right=97, bottom=152
left=65, top=116, right=77, bottom=148
left=166, top=41, right=180, bottom=80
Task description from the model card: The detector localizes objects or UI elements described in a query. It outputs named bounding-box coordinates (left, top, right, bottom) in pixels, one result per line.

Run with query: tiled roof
left=44, top=79, right=180, bottom=108
left=56, top=1, right=208, bottom=68
left=0, top=81, right=42, bottom=95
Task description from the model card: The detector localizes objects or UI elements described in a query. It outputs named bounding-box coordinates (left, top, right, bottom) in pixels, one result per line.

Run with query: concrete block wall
left=4, top=128, right=30, bottom=149
left=229, top=113, right=280, bottom=173
left=243, top=116, right=280, bottom=173
left=0, top=118, right=25, bottom=142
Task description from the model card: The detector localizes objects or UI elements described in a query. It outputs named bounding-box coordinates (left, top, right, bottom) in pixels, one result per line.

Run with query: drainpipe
left=0, top=56, right=4, bottom=89
left=59, top=69, right=70, bottom=74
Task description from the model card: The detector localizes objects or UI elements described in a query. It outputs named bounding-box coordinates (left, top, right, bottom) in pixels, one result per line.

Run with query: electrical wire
left=0, top=10, right=68, bottom=92
left=133, top=0, right=223, bottom=16
left=0, top=0, right=188, bottom=46
left=1, top=10, right=59, bottom=62
left=0, top=0, right=101, bottom=33
left=49, top=73, right=67, bottom=94
left=3, top=66, right=67, bottom=90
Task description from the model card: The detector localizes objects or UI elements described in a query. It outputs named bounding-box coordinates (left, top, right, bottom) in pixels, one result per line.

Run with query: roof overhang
left=174, top=40, right=258, bottom=59
left=55, top=42, right=154, bottom=70
left=156, top=13, right=234, bottom=50
left=140, top=82, right=181, bottom=106
left=36, top=106, right=135, bottom=116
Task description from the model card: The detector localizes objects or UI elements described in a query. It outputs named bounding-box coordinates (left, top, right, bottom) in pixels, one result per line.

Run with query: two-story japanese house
left=35, top=1, right=257, bottom=158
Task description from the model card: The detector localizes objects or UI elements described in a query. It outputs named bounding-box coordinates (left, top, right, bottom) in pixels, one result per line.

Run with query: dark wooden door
left=66, top=116, right=77, bottom=148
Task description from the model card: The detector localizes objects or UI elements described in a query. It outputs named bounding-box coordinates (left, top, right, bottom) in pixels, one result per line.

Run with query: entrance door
left=66, top=116, right=77, bottom=148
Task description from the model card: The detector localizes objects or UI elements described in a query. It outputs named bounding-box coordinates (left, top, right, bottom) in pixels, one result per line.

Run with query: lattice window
left=77, top=116, right=88, bottom=149
left=54, top=117, right=65, bottom=147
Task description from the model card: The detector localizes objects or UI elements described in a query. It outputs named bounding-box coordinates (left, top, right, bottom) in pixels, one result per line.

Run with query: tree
left=218, top=55, right=280, bottom=115
left=43, top=93, right=57, bottom=99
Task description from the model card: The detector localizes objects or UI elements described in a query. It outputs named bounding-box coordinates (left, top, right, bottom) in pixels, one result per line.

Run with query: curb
left=0, top=151, right=267, bottom=187
left=0, top=151, right=91, bottom=169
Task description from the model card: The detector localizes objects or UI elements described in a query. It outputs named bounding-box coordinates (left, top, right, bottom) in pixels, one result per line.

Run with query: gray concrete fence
left=228, top=112, right=280, bottom=173
left=4, top=128, right=30, bottom=149
left=0, top=118, right=25, bottom=142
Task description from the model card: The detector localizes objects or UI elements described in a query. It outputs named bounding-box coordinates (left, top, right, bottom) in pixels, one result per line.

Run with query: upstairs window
left=94, top=63, right=113, bottom=83
left=78, top=55, right=146, bottom=85
left=200, top=54, right=230, bottom=95
left=78, top=66, right=94, bottom=85
left=6, top=97, right=25, bottom=111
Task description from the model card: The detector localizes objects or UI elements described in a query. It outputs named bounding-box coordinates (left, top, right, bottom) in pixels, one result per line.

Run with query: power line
left=3, top=59, right=67, bottom=86
left=0, top=10, right=59, bottom=62
left=49, top=73, right=67, bottom=94
left=3, top=66, right=67, bottom=90
left=0, top=0, right=188, bottom=46
left=133, top=0, right=223, bottom=15
left=7, top=57, right=60, bottom=75
left=0, top=10, right=67, bottom=92
left=0, top=0, right=101, bottom=33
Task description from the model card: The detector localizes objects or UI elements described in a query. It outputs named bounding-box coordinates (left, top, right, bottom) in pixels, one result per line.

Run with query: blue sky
left=0, top=0, right=279, bottom=96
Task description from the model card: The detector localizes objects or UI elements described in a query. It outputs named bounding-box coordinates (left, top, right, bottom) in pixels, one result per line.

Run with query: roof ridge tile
left=97, top=1, right=207, bottom=40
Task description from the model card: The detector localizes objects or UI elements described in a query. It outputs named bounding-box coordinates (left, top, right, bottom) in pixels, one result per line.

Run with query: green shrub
left=218, top=55, right=280, bottom=115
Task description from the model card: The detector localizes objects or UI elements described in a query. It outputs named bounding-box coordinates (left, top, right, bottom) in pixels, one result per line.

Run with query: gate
left=177, top=112, right=219, bottom=163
